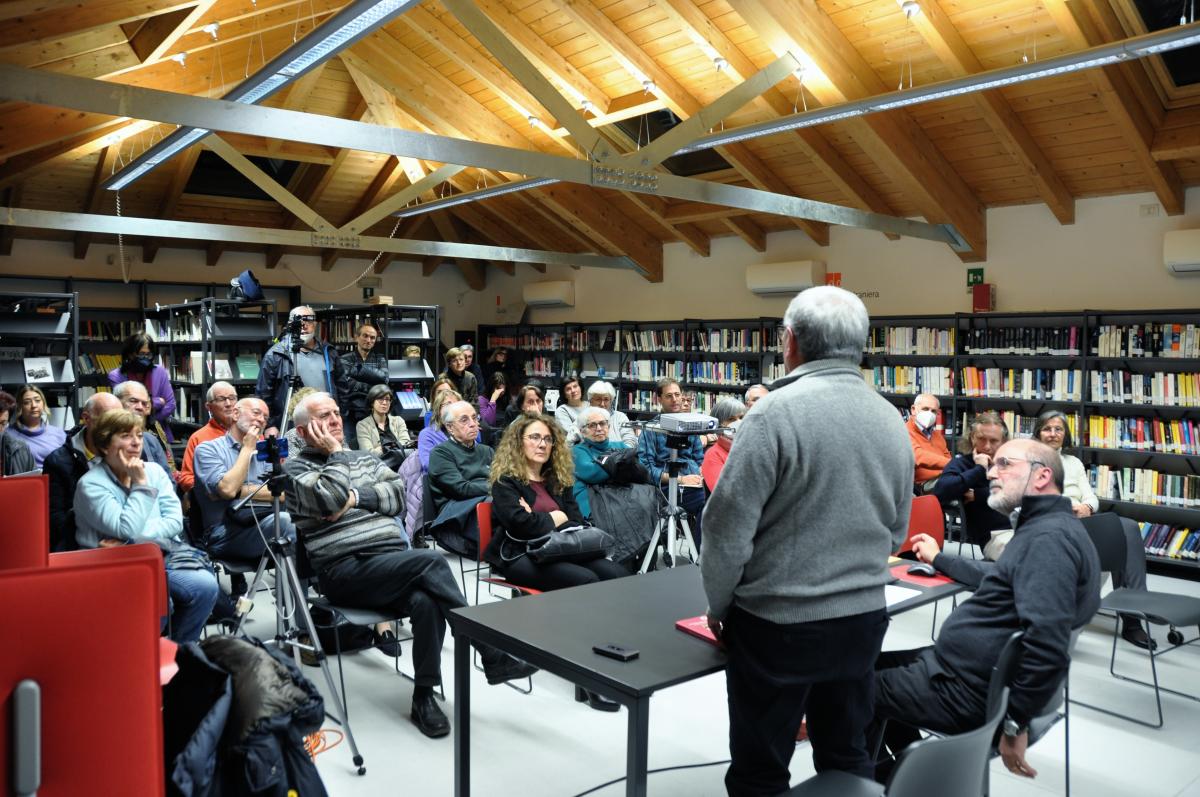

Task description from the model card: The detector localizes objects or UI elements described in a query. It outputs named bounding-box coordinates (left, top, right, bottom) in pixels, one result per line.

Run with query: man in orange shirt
left=178, top=381, right=239, bottom=493
left=908, top=393, right=950, bottom=493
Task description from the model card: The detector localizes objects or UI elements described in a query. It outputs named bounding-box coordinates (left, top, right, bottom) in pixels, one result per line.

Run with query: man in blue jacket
left=257, top=305, right=347, bottom=434
left=637, top=377, right=706, bottom=549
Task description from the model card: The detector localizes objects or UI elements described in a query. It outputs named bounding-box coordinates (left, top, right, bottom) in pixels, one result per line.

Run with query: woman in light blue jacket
left=75, top=409, right=218, bottom=642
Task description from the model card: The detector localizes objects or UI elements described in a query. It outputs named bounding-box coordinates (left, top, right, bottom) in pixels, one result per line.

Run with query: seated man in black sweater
left=285, top=392, right=535, bottom=739
left=427, top=399, right=493, bottom=557
left=931, top=410, right=1010, bottom=547
left=872, top=439, right=1100, bottom=781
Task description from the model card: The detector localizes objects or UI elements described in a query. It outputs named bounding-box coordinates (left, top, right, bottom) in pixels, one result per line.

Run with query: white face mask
left=914, top=409, right=937, bottom=430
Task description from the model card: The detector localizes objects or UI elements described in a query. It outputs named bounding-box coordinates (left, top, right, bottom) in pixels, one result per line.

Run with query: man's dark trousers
left=723, top=605, right=888, bottom=796
left=318, top=548, right=465, bottom=687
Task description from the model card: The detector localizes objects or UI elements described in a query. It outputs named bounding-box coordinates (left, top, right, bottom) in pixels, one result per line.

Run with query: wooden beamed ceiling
left=1, top=0, right=1199, bottom=287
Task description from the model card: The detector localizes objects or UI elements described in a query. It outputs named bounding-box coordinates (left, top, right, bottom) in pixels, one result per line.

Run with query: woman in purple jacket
left=107, top=333, right=176, bottom=437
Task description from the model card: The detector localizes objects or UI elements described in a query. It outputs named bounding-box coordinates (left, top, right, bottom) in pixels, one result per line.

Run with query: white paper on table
left=884, top=584, right=923, bottom=608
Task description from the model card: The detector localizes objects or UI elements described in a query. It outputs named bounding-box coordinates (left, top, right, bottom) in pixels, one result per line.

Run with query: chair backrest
left=0, top=474, right=49, bottom=571
left=476, top=501, right=493, bottom=563
left=887, top=687, right=1009, bottom=797
left=898, top=494, right=945, bottom=554
left=986, top=630, right=1024, bottom=719
left=1079, top=512, right=1128, bottom=574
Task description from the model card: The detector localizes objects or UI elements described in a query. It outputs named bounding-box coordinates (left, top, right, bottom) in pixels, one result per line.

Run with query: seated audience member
left=284, top=387, right=319, bottom=459
left=44, top=392, right=123, bottom=551
left=908, top=393, right=951, bottom=493
left=571, top=407, right=627, bottom=518
left=440, top=347, right=479, bottom=405
left=193, top=397, right=297, bottom=562
left=931, top=410, right=1009, bottom=546
left=701, top=398, right=746, bottom=492
left=6, top=384, right=67, bottom=470
left=478, top=372, right=507, bottom=428
left=1032, top=410, right=1153, bottom=649
left=743, top=384, right=769, bottom=410
left=284, top=392, right=535, bottom=737
left=586, top=380, right=637, bottom=447
left=75, top=409, right=220, bottom=643
left=114, top=380, right=172, bottom=474
left=637, top=378, right=706, bottom=544
left=107, top=332, right=176, bottom=440
left=356, top=384, right=411, bottom=470
left=503, top=382, right=545, bottom=426
left=553, top=376, right=586, bottom=445
left=872, top=439, right=1099, bottom=782
left=487, top=413, right=628, bottom=710
left=423, top=377, right=456, bottom=429
left=482, top=345, right=510, bottom=386
left=339, top=322, right=389, bottom=430
left=0, top=390, right=35, bottom=475
left=178, top=382, right=239, bottom=493
left=417, top=389, right=463, bottom=471
left=461, top=343, right=485, bottom=389
left=427, top=400, right=493, bottom=556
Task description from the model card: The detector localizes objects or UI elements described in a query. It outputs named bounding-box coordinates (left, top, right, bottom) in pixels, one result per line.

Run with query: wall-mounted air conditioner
left=745, top=260, right=826, bottom=296
left=1163, top=229, right=1200, bottom=275
left=522, top=280, right=575, bottom=307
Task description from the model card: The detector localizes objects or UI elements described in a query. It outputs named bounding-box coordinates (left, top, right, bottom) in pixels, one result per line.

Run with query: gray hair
left=441, top=399, right=472, bottom=427
left=743, top=384, right=767, bottom=402
left=712, top=397, right=747, bottom=425
left=586, top=380, right=616, bottom=399
left=235, top=396, right=265, bottom=414
left=205, top=381, right=235, bottom=403
left=781, top=285, right=869, bottom=363
left=113, top=380, right=147, bottom=400
left=288, top=305, right=314, bottom=321
left=958, top=410, right=1010, bottom=454
left=292, top=391, right=332, bottom=428
left=576, top=405, right=610, bottom=431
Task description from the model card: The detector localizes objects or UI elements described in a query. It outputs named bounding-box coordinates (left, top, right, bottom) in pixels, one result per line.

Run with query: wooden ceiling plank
left=731, top=0, right=987, bottom=260
left=537, top=182, right=663, bottom=282
left=266, top=62, right=329, bottom=158
left=1044, top=0, right=1184, bottom=215
left=143, top=143, right=200, bottom=263
left=723, top=215, right=766, bottom=252
left=455, top=259, right=488, bottom=290
left=203, top=134, right=334, bottom=231
left=0, top=186, right=22, bottom=255
left=73, top=144, right=121, bottom=259
left=0, top=0, right=200, bottom=49
left=911, top=0, right=1075, bottom=225
left=128, top=2, right=216, bottom=65
left=342, top=57, right=431, bottom=182
left=219, top=133, right=336, bottom=165
left=206, top=241, right=224, bottom=267
left=422, top=256, right=443, bottom=276
left=0, top=119, right=151, bottom=190
left=1152, top=124, right=1200, bottom=161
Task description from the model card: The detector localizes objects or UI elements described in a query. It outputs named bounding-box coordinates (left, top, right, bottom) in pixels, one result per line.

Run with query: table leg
left=454, top=636, right=471, bottom=797
left=626, top=695, right=650, bottom=797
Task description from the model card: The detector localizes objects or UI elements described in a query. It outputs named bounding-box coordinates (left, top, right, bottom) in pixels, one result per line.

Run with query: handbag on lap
left=500, top=523, right=614, bottom=565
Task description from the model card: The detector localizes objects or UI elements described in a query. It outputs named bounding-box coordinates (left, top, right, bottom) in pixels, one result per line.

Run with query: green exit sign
left=966, top=267, right=984, bottom=293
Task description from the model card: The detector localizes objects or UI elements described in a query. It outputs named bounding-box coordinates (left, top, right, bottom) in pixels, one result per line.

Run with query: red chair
left=0, top=474, right=49, bottom=571
left=896, top=494, right=945, bottom=555
left=474, top=501, right=542, bottom=605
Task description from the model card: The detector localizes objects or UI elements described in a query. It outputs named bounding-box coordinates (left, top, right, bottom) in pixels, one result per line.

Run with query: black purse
left=500, top=523, right=614, bottom=565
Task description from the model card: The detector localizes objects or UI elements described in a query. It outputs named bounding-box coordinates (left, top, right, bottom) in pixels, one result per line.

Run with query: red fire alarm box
left=972, top=282, right=995, bottom=313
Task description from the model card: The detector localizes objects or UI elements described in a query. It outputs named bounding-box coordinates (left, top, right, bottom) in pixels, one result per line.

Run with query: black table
left=450, top=564, right=963, bottom=797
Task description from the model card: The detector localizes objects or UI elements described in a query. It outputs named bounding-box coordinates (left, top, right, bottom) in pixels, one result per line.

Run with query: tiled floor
left=235, top=556, right=1200, bottom=796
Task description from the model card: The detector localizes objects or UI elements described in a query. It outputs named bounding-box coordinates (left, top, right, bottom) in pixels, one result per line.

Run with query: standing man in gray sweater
left=701, top=286, right=913, bottom=796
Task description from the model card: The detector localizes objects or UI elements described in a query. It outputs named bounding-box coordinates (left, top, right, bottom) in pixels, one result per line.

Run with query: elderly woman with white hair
left=570, top=405, right=629, bottom=519
left=585, top=380, right=637, bottom=446
left=702, top=397, right=746, bottom=491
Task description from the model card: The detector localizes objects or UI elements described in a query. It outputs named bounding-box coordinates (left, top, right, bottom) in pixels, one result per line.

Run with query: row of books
left=1086, top=415, right=1199, bottom=456
left=75, top=353, right=125, bottom=376
left=168, top=352, right=261, bottom=384
left=684, top=361, right=759, bottom=387
left=1088, top=370, right=1200, bottom=407
left=319, top=316, right=383, bottom=344
left=863, top=366, right=954, bottom=396
left=866, top=326, right=956, bottom=356
left=1092, top=323, right=1200, bottom=359
left=1090, top=465, right=1200, bottom=508
left=518, top=332, right=563, bottom=350
left=962, top=326, right=1081, bottom=356
left=688, top=328, right=764, bottom=353
left=485, top=335, right=520, bottom=349
left=619, top=329, right=684, bottom=353
left=690, top=390, right=750, bottom=415
left=1141, top=524, right=1200, bottom=560
left=959, top=367, right=1082, bottom=401
left=763, top=362, right=789, bottom=382
left=80, top=318, right=157, bottom=342
left=621, top=360, right=683, bottom=382
left=994, top=410, right=1080, bottom=442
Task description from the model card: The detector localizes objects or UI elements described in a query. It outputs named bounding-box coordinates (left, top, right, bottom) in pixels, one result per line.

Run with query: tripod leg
left=678, top=516, right=698, bottom=564
left=638, top=517, right=666, bottom=574
left=233, top=553, right=272, bottom=635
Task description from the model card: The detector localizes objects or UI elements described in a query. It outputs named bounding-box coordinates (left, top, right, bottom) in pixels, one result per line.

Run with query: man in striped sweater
left=284, top=392, right=537, bottom=739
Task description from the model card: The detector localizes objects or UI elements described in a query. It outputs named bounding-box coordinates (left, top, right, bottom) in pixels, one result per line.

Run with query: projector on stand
left=657, top=412, right=718, bottom=434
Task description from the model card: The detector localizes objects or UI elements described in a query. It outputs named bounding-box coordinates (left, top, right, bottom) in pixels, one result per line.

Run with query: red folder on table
left=890, top=563, right=954, bottom=588
left=676, top=614, right=720, bottom=646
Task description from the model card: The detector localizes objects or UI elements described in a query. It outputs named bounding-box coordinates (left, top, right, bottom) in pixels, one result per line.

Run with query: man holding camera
left=193, top=396, right=296, bottom=562
left=258, top=305, right=348, bottom=434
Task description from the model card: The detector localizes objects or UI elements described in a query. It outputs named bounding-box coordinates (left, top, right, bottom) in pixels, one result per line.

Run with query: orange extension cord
left=303, top=728, right=344, bottom=760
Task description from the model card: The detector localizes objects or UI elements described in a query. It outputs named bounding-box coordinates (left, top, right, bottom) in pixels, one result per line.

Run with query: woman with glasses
left=356, top=384, right=411, bottom=470
left=570, top=406, right=627, bottom=519
left=6, top=384, right=66, bottom=470
left=107, top=332, right=176, bottom=438
left=487, top=413, right=627, bottom=709
left=553, top=376, right=586, bottom=445
left=586, top=380, right=637, bottom=446
left=1032, top=410, right=1154, bottom=649
left=418, top=388, right=463, bottom=471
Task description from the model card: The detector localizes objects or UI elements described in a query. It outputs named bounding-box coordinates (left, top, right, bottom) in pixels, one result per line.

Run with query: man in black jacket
left=339, top=321, right=390, bottom=432
left=257, top=305, right=348, bottom=433
left=872, top=439, right=1100, bottom=781
left=931, top=410, right=1009, bottom=546
left=44, top=392, right=122, bottom=550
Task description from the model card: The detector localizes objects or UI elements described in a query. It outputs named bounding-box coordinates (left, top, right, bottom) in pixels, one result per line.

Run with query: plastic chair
left=896, top=494, right=944, bottom=555
left=470, top=501, right=538, bottom=694
left=1070, top=512, right=1200, bottom=728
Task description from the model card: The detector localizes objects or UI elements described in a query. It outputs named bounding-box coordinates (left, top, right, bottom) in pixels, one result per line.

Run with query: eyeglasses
left=585, top=420, right=609, bottom=430
left=993, top=456, right=1045, bottom=471
left=454, top=415, right=479, bottom=426
left=210, top=395, right=238, bottom=405
left=524, top=434, right=554, bottom=446
left=1040, top=427, right=1066, bottom=436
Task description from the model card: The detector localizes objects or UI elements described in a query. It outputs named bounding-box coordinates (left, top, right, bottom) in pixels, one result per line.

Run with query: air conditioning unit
left=1163, top=229, right=1200, bottom=275
left=522, top=280, right=575, bottom=307
left=745, top=260, right=826, bottom=296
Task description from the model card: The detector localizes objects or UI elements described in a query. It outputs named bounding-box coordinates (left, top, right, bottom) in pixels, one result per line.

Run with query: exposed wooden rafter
left=73, top=145, right=120, bottom=259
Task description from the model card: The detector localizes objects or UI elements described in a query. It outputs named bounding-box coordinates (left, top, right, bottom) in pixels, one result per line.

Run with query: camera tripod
left=638, top=436, right=700, bottom=573
left=276, top=321, right=308, bottom=440
left=233, top=437, right=368, bottom=775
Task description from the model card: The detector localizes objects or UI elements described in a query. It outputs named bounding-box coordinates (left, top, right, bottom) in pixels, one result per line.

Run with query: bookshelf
left=0, top=291, right=79, bottom=427
left=862, top=314, right=959, bottom=447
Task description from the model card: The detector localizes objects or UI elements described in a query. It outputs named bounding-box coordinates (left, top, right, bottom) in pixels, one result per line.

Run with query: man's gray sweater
left=701, top=359, right=914, bottom=624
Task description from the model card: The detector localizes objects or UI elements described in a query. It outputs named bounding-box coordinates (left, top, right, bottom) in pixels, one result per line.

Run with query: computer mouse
left=907, top=562, right=937, bottom=577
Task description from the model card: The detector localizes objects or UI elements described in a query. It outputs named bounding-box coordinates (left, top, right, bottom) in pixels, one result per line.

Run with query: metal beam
left=203, top=135, right=335, bottom=231
left=339, top=163, right=467, bottom=234
left=0, top=206, right=645, bottom=273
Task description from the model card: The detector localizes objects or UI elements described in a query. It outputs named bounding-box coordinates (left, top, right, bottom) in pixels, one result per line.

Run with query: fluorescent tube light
left=104, top=0, right=419, bottom=191
left=394, top=177, right=559, bottom=218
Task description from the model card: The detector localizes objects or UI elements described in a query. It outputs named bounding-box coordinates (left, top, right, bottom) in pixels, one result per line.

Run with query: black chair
left=1071, top=512, right=1200, bottom=728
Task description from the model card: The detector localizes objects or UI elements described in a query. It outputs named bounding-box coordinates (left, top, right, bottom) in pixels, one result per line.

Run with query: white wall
left=2, top=188, right=1197, bottom=340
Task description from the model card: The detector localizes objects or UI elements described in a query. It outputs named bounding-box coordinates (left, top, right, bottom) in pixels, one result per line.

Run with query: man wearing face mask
left=257, top=305, right=348, bottom=435
left=870, top=439, right=1100, bottom=782
left=907, top=393, right=950, bottom=493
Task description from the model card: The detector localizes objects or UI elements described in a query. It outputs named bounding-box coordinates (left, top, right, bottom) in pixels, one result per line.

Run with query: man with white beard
left=257, top=304, right=348, bottom=434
